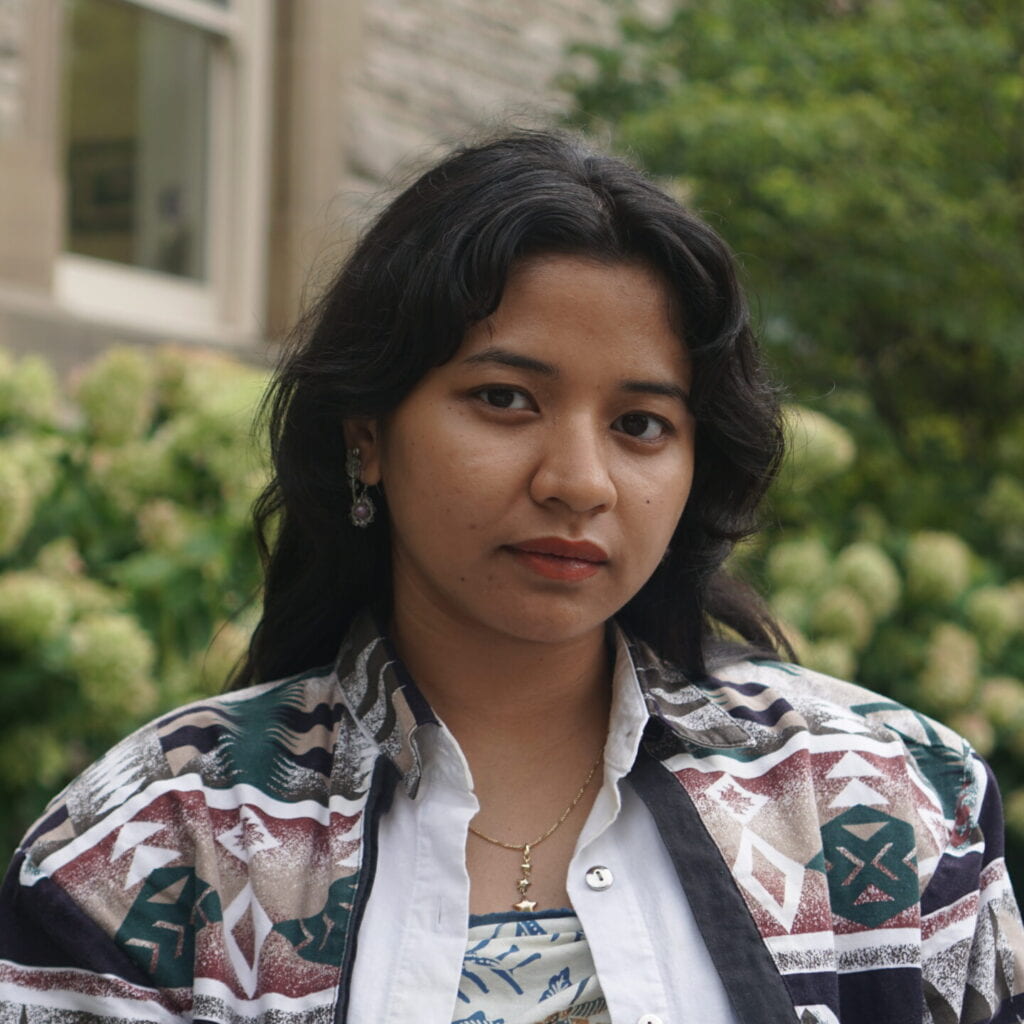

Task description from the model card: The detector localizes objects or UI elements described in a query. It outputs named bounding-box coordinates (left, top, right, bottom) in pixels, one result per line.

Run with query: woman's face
left=354, top=255, right=696, bottom=648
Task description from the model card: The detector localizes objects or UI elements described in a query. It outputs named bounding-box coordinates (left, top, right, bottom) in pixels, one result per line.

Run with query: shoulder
left=1, top=662, right=382, bottom=1006
left=709, top=656, right=970, bottom=758
left=700, top=657, right=985, bottom=860
left=18, top=661, right=352, bottom=866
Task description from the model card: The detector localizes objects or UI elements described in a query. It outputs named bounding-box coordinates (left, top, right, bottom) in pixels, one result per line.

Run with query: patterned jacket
left=1, top=611, right=1022, bottom=1023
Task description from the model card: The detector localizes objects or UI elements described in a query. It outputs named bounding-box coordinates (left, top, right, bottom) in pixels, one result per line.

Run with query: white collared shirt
left=348, top=630, right=741, bottom=1024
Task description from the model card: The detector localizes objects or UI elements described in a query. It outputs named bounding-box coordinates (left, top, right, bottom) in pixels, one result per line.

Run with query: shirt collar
left=332, top=610, right=755, bottom=798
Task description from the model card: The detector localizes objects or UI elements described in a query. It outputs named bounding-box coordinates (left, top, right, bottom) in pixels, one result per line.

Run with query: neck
left=389, top=607, right=612, bottom=767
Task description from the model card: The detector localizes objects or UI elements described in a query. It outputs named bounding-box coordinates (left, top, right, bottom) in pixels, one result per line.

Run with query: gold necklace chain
left=468, top=752, right=603, bottom=912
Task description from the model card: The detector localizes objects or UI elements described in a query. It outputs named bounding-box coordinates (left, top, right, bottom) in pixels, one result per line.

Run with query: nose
left=529, top=416, right=617, bottom=514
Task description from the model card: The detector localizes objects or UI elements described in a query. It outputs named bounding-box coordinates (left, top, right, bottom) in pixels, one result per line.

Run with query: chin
left=474, top=597, right=616, bottom=647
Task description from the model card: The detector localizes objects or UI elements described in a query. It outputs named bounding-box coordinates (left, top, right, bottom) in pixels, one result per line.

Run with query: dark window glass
left=63, top=0, right=211, bottom=279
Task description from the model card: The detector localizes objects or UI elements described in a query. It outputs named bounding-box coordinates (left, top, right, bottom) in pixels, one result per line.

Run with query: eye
left=476, top=387, right=532, bottom=411
left=614, top=412, right=670, bottom=441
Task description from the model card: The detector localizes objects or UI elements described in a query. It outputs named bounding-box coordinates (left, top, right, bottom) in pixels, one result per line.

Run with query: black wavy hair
left=230, top=130, right=788, bottom=689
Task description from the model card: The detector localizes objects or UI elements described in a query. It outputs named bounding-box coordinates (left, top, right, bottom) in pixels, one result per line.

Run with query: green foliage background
left=565, top=0, right=1024, bottom=877
left=0, top=346, right=267, bottom=857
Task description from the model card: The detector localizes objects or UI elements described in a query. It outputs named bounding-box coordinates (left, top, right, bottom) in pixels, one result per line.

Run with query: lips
left=506, top=537, right=608, bottom=582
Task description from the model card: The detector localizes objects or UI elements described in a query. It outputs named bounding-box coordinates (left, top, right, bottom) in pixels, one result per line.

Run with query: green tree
left=566, top=0, right=1024, bottom=555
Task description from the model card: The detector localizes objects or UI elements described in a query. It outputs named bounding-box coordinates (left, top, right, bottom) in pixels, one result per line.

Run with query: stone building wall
left=339, top=0, right=668, bottom=205
left=279, top=0, right=669, bottom=322
left=0, top=0, right=28, bottom=138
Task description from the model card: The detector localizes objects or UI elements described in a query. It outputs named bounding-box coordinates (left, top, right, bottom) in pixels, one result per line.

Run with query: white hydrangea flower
left=965, top=586, right=1020, bottom=658
left=75, top=347, right=157, bottom=445
left=4, top=434, right=64, bottom=502
left=136, top=498, right=191, bottom=553
left=87, top=434, right=181, bottom=513
left=13, top=355, right=59, bottom=425
left=769, top=587, right=811, bottom=632
left=804, top=639, right=856, bottom=681
left=0, top=571, right=73, bottom=650
left=34, top=537, right=86, bottom=577
left=979, top=676, right=1024, bottom=732
left=809, top=585, right=874, bottom=650
left=918, top=622, right=979, bottom=712
left=904, top=531, right=973, bottom=605
left=766, top=535, right=831, bottom=591
left=780, top=405, right=856, bottom=491
left=0, top=458, right=33, bottom=557
left=834, top=541, right=902, bottom=620
left=68, top=612, right=158, bottom=720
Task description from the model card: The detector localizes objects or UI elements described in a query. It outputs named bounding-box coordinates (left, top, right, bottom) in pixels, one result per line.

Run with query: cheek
left=380, top=415, right=523, bottom=530
left=633, top=457, right=694, bottom=525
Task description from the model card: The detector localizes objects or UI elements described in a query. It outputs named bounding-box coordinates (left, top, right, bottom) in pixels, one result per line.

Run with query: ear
left=342, top=417, right=383, bottom=486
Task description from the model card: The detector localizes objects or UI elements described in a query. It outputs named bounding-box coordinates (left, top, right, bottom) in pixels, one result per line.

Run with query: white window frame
left=54, top=0, right=273, bottom=343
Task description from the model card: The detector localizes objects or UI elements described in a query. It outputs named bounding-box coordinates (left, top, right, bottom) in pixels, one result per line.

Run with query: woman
left=1, top=132, right=1021, bottom=1024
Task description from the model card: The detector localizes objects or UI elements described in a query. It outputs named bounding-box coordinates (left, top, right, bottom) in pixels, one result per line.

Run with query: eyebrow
left=462, top=347, right=558, bottom=378
left=462, top=346, right=690, bottom=405
left=620, top=379, right=691, bottom=405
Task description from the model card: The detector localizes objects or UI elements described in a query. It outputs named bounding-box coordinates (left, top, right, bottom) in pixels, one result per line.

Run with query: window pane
left=63, top=0, right=211, bottom=280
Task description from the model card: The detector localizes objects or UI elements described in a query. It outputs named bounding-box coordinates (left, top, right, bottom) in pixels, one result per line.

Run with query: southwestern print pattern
left=637, top=646, right=1024, bottom=1023
left=1, top=613, right=1023, bottom=1023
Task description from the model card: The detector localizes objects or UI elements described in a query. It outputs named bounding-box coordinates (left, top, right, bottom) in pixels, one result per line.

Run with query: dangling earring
left=346, top=447, right=376, bottom=528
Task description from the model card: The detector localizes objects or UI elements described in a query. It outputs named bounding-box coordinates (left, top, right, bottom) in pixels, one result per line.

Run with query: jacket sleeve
left=920, top=753, right=1024, bottom=1024
left=0, top=843, right=188, bottom=1022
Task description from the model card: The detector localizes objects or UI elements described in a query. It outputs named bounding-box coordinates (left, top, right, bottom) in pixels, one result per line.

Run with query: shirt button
left=584, top=865, right=613, bottom=890
left=637, top=1016, right=664, bottom=1024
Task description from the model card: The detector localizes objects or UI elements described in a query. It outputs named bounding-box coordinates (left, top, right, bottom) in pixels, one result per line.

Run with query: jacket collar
left=333, top=610, right=755, bottom=797
left=622, top=630, right=756, bottom=752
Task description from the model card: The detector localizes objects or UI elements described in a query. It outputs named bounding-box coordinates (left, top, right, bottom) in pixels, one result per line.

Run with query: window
left=56, top=0, right=271, bottom=339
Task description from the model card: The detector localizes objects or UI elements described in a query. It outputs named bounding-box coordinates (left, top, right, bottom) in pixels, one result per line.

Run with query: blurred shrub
left=0, top=345, right=268, bottom=859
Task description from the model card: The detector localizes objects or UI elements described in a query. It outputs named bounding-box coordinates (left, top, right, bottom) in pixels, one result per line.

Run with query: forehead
left=460, top=255, right=688, bottom=378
